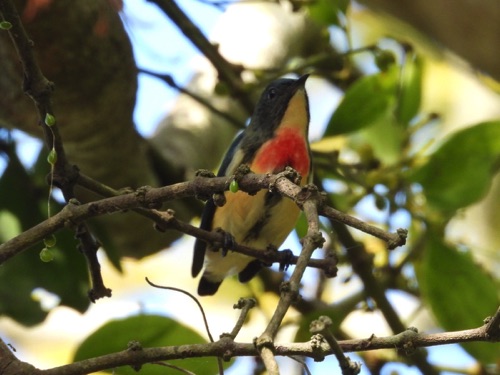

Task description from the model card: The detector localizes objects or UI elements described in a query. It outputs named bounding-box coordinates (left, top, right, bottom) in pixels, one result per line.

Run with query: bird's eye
left=267, top=88, right=277, bottom=100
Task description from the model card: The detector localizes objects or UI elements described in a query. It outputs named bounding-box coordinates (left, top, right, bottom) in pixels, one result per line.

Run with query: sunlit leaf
left=295, top=211, right=308, bottom=239
left=412, top=121, right=500, bottom=214
left=74, top=315, right=230, bottom=374
left=395, top=53, right=423, bottom=124
left=417, top=233, right=499, bottom=363
left=0, top=146, right=89, bottom=325
left=307, top=0, right=349, bottom=27
left=358, top=115, right=405, bottom=165
left=325, top=66, right=399, bottom=136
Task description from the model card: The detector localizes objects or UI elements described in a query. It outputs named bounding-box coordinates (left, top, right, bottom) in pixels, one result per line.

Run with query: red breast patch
left=251, top=128, right=310, bottom=178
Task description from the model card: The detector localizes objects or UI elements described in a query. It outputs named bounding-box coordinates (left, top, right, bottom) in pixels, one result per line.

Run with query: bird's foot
left=278, top=249, right=294, bottom=272
left=215, top=228, right=235, bottom=256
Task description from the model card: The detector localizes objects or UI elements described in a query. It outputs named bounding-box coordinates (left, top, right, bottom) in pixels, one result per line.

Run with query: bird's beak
left=296, top=74, right=310, bottom=88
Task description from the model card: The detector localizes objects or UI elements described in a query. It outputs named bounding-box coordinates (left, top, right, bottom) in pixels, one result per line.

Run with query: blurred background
left=0, top=0, right=499, bottom=374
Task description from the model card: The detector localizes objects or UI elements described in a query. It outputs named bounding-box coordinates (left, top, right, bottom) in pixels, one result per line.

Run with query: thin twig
left=321, top=183, right=439, bottom=374
left=33, top=322, right=499, bottom=375
left=146, top=0, right=254, bottom=113
left=321, top=206, right=407, bottom=249
left=145, top=278, right=216, bottom=343
left=138, top=68, right=243, bottom=129
left=144, top=278, right=224, bottom=375
left=485, top=306, right=500, bottom=337
left=0, top=173, right=401, bottom=267
left=226, top=298, right=257, bottom=339
left=0, top=0, right=110, bottom=301
left=259, top=185, right=324, bottom=340
left=310, top=316, right=361, bottom=375
left=256, top=185, right=324, bottom=373
left=153, top=209, right=337, bottom=275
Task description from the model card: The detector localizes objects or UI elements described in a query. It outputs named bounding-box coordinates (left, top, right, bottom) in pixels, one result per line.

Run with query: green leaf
left=395, top=53, right=423, bottom=124
left=47, top=148, right=57, bottom=165
left=294, top=211, right=308, bottom=239
left=417, top=233, right=499, bottom=364
left=74, top=315, right=230, bottom=374
left=374, top=49, right=396, bottom=72
left=44, top=113, right=56, bottom=126
left=412, top=121, right=500, bottom=214
left=358, top=115, right=405, bottom=165
left=0, top=146, right=89, bottom=325
left=307, top=0, right=349, bottom=27
left=43, top=234, right=57, bottom=248
left=0, top=21, right=12, bottom=30
left=325, top=66, right=399, bottom=136
left=39, top=248, right=54, bottom=262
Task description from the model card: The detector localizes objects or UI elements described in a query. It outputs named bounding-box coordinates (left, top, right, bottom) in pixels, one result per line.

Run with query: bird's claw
left=278, top=249, right=294, bottom=272
left=215, top=228, right=235, bottom=256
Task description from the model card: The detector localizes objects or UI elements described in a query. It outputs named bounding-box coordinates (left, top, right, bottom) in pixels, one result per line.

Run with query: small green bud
left=375, top=50, right=396, bottom=72
left=43, top=234, right=57, bottom=248
left=214, top=81, right=230, bottom=96
left=0, top=21, right=12, bottom=30
left=40, top=247, right=54, bottom=262
left=45, top=113, right=56, bottom=126
left=229, top=180, right=239, bottom=193
left=286, top=57, right=305, bottom=71
left=374, top=195, right=387, bottom=210
left=47, top=148, right=57, bottom=165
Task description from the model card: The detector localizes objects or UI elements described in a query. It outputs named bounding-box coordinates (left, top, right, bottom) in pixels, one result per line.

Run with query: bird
left=192, top=74, right=312, bottom=296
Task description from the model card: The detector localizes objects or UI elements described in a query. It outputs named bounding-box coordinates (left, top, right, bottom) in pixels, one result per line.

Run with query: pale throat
left=279, top=89, right=309, bottom=133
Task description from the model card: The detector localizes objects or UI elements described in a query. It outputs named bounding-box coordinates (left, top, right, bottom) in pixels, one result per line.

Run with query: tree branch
left=138, top=68, right=243, bottom=129
left=0, top=172, right=402, bottom=263
left=315, top=174, right=439, bottom=374
left=147, top=0, right=254, bottom=113
left=485, top=306, right=500, bottom=338
left=310, top=316, right=361, bottom=375
left=1, top=320, right=494, bottom=375
left=0, top=0, right=112, bottom=301
left=321, top=206, right=407, bottom=250
left=152, top=209, right=337, bottom=275
left=256, top=184, right=324, bottom=373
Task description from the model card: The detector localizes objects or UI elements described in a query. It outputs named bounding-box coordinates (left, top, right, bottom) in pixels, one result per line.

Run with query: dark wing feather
left=191, top=199, right=217, bottom=277
left=191, top=131, right=246, bottom=277
left=215, top=131, right=246, bottom=177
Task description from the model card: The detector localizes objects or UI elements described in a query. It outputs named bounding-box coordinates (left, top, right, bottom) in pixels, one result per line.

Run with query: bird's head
left=243, top=74, right=310, bottom=152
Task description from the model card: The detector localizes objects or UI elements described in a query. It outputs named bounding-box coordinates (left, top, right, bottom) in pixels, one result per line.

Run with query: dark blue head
left=241, top=75, right=310, bottom=161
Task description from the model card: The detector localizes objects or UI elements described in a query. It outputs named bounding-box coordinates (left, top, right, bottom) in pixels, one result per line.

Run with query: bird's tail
left=198, top=274, right=222, bottom=296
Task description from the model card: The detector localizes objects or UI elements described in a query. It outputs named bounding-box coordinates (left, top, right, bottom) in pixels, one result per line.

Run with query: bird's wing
left=191, top=131, right=246, bottom=277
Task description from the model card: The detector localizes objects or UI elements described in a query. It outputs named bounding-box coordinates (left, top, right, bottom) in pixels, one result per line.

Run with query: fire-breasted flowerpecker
left=192, top=75, right=311, bottom=296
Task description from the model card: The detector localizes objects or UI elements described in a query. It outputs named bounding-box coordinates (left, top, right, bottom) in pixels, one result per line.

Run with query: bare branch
left=0, top=0, right=111, bottom=301
left=138, top=68, right=243, bottom=129
left=0, top=172, right=401, bottom=268
left=485, top=306, right=500, bottom=338
left=256, top=184, right=324, bottom=372
left=226, top=298, right=257, bottom=340
left=0, top=338, right=40, bottom=375
left=310, top=316, right=361, bottom=375
left=145, top=278, right=224, bottom=375
left=320, top=177, right=438, bottom=374
left=321, top=206, right=407, bottom=249
left=152, top=209, right=337, bottom=275
left=147, top=0, right=254, bottom=113
left=145, top=278, right=217, bottom=344
left=8, top=321, right=493, bottom=375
